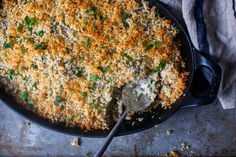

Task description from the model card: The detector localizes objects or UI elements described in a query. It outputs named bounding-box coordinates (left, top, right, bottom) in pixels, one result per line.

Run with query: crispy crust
left=0, top=0, right=188, bottom=130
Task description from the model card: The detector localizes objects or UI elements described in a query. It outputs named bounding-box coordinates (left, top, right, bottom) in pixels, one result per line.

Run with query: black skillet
left=0, top=0, right=222, bottom=137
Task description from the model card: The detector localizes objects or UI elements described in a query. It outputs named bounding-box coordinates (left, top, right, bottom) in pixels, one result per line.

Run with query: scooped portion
left=0, top=0, right=188, bottom=130
left=122, top=75, right=160, bottom=112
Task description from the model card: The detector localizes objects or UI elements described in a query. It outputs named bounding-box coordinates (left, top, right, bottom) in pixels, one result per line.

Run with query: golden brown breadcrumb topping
left=0, top=0, right=188, bottom=130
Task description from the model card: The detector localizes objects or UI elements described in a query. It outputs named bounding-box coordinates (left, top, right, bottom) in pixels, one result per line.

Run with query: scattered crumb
left=125, top=115, right=132, bottom=120
left=163, top=150, right=180, bottom=157
left=167, top=129, right=174, bottom=135
left=170, top=150, right=180, bottom=157
left=137, top=117, right=144, bottom=122
left=71, top=138, right=81, bottom=148
left=180, top=140, right=191, bottom=151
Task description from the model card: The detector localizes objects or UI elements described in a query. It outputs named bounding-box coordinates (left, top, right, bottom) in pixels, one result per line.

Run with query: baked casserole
left=0, top=0, right=188, bottom=130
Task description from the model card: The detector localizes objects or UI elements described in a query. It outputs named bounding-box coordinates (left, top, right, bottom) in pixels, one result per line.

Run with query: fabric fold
left=182, top=0, right=236, bottom=109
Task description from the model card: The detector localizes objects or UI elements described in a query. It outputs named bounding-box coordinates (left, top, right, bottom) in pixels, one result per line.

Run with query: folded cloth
left=183, top=0, right=236, bottom=109
left=160, top=0, right=236, bottom=109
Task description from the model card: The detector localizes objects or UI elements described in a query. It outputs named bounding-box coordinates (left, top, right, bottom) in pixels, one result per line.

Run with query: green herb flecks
left=6, top=69, right=17, bottom=79
left=85, top=9, right=90, bottom=14
left=85, top=6, right=97, bottom=19
left=20, top=91, right=28, bottom=100
left=142, top=41, right=149, bottom=47
left=82, top=21, right=88, bottom=26
left=84, top=37, right=90, bottom=47
left=75, top=69, right=83, bottom=77
left=100, top=15, right=105, bottom=23
left=68, top=115, right=75, bottom=122
left=28, top=37, right=35, bottom=43
left=90, top=75, right=99, bottom=82
left=91, top=6, right=97, bottom=19
left=142, top=41, right=153, bottom=51
left=81, top=92, right=88, bottom=97
left=22, top=47, right=27, bottom=54
left=24, top=16, right=35, bottom=32
left=68, top=113, right=82, bottom=122
left=54, top=95, right=62, bottom=106
left=78, top=56, right=84, bottom=62
left=86, top=85, right=96, bottom=91
left=153, top=40, right=160, bottom=47
left=3, top=42, right=13, bottom=49
left=122, top=12, right=129, bottom=20
left=155, top=60, right=166, bottom=72
left=99, top=66, right=109, bottom=73
left=30, top=63, right=38, bottom=69
left=22, top=0, right=28, bottom=4
left=9, top=35, right=15, bottom=39
left=2, top=52, right=7, bottom=57
left=124, top=53, right=133, bottom=61
left=107, top=77, right=112, bottom=82
left=90, top=103, right=105, bottom=110
left=91, top=25, right=97, bottom=30
left=17, top=37, right=23, bottom=44
left=34, top=42, right=47, bottom=50
left=146, top=45, right=153, bottom=51
left=17, top=24, right=24, bottom=32
left=68, top=58, right=73, bottom=64
left=27, top=99, right=34, bottom=106
left=37, top=30, right=44, bottom=37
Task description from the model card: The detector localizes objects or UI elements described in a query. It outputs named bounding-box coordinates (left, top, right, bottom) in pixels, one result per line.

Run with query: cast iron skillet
left=0, top=0, right=222, bottom=137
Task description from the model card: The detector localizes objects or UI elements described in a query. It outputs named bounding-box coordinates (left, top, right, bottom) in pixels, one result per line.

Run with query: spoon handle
left=94, top=110, right=129, bottom=157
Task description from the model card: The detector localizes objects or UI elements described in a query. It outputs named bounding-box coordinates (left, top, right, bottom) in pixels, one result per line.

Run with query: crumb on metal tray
left=71, top=138, right=81, bottom=148
left=167, top=129, right=174, bottom=135
left=163, top=150, right=180, bottom=157
left=180, top=140, right=191, bottom=151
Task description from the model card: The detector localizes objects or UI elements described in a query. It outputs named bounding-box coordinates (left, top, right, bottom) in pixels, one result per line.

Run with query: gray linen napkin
left=161, top=0, right=236, bottom=109
left=183, top=0, right=236, bottom=109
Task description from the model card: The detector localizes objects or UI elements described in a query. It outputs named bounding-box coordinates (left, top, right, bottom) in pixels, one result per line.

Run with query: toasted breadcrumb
left=0, top=0, right=188, bottom=130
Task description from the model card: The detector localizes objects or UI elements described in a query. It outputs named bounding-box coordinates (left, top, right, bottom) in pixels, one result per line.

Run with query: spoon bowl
left=122, top=80, right=154, bottom=112
left=94, top=79, right=157, bottom=157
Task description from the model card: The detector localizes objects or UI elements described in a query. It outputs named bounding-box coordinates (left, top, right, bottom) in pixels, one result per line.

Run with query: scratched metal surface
left=1, top=0, right=236, bottom=156
left=1, top=99, right=236, bottom=156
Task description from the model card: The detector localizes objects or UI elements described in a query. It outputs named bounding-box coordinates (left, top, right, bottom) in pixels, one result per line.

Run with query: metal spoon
left=94, top=80, right=156, bottom=157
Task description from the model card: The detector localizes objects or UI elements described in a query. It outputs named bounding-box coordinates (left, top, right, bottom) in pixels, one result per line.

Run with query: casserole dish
left=0, top=0, right=221, bottom=137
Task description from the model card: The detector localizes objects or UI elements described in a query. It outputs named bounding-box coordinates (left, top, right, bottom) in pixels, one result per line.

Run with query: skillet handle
left=182, top=49, right=222, bottom=108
